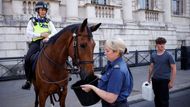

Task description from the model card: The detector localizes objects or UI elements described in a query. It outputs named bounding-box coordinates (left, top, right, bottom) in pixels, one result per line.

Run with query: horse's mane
left=47, top=24, right=80, bottom=44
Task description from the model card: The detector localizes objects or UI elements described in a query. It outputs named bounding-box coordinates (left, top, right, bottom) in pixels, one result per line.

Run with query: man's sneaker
left=21, top=81, right=31, bottom=90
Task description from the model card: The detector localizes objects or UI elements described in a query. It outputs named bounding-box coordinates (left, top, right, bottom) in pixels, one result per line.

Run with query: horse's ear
left=80, top=18, right=88, bottom=32
left=90, top=23, right=101, bottom=32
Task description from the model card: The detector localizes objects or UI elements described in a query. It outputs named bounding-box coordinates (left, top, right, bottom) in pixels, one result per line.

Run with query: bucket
left=71, top=75, right=100, bottom=106
left=142, top=81, right=154, bottom=101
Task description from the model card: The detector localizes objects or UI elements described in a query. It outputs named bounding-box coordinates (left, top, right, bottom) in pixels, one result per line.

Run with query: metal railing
left=0, top=49, right=181, bottom=81
left=0, top=57, right=25, bottom=81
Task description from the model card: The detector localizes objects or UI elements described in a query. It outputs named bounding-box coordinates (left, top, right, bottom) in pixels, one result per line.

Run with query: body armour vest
left=30, top=17, right=50, bottom=41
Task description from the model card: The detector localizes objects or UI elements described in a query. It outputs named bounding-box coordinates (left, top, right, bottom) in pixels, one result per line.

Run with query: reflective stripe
left=32, top=37, right=43, bottom=42
left=32, top=21, right=50, bottom=42
left=34, top=22, right=49, bottom=33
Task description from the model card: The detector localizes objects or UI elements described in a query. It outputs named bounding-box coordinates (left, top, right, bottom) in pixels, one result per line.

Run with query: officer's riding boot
left=21, top=80, right=31, bottom=90
left=22, top=69, right=32, bottom=90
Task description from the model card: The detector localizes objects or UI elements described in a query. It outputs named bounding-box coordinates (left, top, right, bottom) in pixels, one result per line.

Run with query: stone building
left=0, top=0, right=190, bottom=57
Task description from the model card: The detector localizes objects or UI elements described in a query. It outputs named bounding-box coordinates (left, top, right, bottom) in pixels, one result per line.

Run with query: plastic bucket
left=71, top=75, right=100, bottom=106
left=142, top=81, right=154, bottom=101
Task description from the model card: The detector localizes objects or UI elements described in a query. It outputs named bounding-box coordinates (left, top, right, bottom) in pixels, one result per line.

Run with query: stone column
left=0, top=0, right=2, bottom=15
left=163, top=0, right=171, bottom=23
left=186, top=0, right=190, bottom=17
left=66, top=0, right=78, bottom=20
left=122, top=0, right=133, bottom=23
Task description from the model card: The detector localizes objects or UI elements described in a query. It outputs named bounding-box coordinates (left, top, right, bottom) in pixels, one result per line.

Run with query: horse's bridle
left=71, top=31, right=94, bottom=67
left=41, top=30, right=94, bottom=73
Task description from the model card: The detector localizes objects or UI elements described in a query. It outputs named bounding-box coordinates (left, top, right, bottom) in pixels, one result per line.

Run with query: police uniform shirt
left=98, top=57, right=131, bottom=102
left=26, top=16, right=57, bottom=41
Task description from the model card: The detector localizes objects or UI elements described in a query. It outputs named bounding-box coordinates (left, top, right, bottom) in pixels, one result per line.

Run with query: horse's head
left=68, top=19, right=101, bottom=80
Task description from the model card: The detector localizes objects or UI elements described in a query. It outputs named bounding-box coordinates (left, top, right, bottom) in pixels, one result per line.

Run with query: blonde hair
left=105, top=38, right=127, bottom=55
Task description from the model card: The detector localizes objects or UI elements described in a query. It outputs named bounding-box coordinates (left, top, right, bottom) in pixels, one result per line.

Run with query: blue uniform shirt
left=98, top=57, right=131, bottom=101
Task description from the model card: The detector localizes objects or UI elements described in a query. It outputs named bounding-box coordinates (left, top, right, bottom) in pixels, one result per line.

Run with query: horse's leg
left=34, top=89, right=39, bottom=107
left=50, top=95, right=55, bottom=107
left=39, top=91, right=49, bottom=107
left=60, top=90, right=67, bottom=107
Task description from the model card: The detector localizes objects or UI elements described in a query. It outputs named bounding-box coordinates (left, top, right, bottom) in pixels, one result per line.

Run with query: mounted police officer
left=22, top=1, right=57, bottom=90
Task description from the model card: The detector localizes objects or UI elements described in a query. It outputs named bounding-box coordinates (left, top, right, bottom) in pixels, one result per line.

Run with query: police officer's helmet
left=35, top=1, right=48, bottom=12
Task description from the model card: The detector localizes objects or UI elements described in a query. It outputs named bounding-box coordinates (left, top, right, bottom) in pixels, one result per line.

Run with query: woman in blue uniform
left=81, top=38, right=133, bottom=107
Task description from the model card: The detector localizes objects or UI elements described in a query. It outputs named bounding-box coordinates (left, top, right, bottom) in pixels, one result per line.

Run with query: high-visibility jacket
left=31, top=17, right=50, bottom=41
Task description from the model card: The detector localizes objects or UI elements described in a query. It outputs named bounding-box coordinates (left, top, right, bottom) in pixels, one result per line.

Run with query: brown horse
left=33, top=19, right=101, bottom=107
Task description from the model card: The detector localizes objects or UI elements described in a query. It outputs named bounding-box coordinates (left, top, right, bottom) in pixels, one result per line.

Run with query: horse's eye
left=80, top=44, right=86, bottom=48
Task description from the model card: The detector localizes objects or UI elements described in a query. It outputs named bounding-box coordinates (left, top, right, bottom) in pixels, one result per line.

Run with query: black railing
left=0, top=57, right=25, bottom=81
left=0, top=49, right=181, bottom=81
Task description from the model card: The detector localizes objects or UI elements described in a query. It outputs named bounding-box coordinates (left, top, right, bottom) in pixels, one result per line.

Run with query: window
left=91, top=0, right=108, bottom=5
left=99, top=40, right=105, bottom=53
left=33, top=2, right=36, bottom=14
left=172, top=0, right=184, bottom=15
left=137, top=0, right=157, bottom=10
left=47, top=3, right=50, bottom=15
left=23, top=1, right=27, bottom=14
left=28, top=2, right=32, bottom=14
left=23, top=1, right=50, bottom=15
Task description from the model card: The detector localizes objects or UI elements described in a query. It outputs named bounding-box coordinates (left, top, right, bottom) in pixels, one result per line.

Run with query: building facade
left=0, top=0, right=190, bottom=57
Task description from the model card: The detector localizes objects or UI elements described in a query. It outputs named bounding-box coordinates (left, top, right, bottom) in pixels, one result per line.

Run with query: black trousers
left=101, top=100, right=129, bottom=107
left=152, top=78, right=170, bottom=107
left=24, top=40, right=41, bottom=82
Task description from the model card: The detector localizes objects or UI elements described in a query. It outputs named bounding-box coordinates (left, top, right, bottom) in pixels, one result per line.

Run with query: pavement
left=127, top=62, right=190, bottom=104
left=0, top=62, right=190, bottom=107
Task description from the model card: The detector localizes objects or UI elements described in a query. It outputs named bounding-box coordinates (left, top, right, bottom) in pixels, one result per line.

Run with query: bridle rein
left=40, top=28, right=94, bottom=79
left=72, top=32, right=94, bottom=67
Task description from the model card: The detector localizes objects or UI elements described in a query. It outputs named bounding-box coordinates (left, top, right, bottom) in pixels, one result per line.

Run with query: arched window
left=47, top=2, right=50, bottom=15
left=23, top=1, right=53, bottom=15
left=33, top=2, right=36, bottom=14
left=23, top=1, right=27, bottom=14
left=28, top=2, right=32, bottom=14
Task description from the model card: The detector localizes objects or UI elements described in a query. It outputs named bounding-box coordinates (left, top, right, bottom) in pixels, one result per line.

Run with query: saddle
left=29, top=41, right=45, bottom=78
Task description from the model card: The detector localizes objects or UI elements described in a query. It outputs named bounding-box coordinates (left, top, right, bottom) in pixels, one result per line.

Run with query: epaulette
left=45, top=18, right=51, bottom=23
left=29, top=17, right=37, bottom=26
left=113, top=64, right=120, bottom=69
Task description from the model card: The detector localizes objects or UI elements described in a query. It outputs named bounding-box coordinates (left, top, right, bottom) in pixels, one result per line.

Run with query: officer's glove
left=43, top=37, right=49, bottom=42
left=41, top=32, right=49, bottom=38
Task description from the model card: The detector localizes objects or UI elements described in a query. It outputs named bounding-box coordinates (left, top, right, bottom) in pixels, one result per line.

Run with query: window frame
left=172, top=0, right=185, bottom=16
left=137, top=0, right=157, bottom=10
left=91, top=0, right=108, bottom=5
